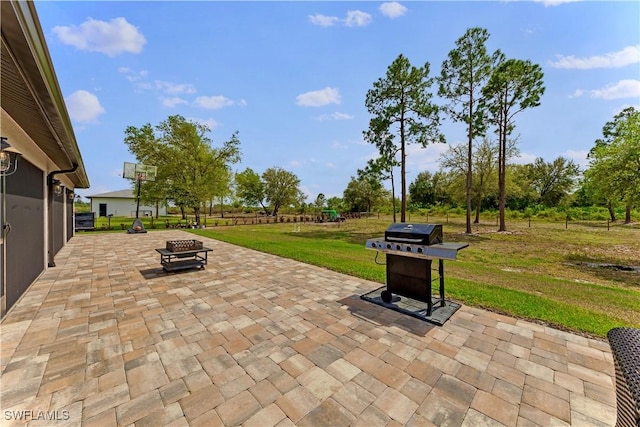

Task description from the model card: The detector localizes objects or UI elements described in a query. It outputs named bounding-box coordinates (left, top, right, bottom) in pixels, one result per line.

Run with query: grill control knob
left=396, top=245, right=401, bottom=250
left=386, top=244, right=391, bottom=249
left=406, top=247, right=412, bottom=252
left=417, top=247, right=423, bottom=253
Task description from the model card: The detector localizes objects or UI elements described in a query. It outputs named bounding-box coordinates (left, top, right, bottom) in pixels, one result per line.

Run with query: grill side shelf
left=365, top=239, right=468, bottom=261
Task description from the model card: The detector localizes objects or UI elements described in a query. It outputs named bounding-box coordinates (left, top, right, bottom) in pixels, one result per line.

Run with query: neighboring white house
left=88, top=189, right=167, bottom=217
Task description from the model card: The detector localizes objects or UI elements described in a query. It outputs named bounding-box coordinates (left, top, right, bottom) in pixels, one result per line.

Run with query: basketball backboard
left=123, top=162, right=157, bottom=181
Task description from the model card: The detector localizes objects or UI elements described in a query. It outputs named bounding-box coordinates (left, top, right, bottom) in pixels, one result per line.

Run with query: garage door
left=5, top=158, right=44, bottom=311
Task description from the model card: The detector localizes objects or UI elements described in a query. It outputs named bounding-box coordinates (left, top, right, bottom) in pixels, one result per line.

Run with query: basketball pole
left=135, top=175, right=141, bottom=219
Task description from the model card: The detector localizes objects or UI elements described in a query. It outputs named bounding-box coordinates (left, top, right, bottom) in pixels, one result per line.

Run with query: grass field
left=184, top=214, right=640, bottom=338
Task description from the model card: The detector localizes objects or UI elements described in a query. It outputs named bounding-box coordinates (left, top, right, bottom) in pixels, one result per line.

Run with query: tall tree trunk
left=180, top=206, right=186, bottom=220
left=466, top=151, right=472, bottom=232
left=391, top=169, right=397, bottom=223
left=466, top=101, right=474, bottom=234
left=498, top=109, right=507, bottom=232
left=155, top=201, right=159, bottom=219
left=607, top=201, right=616, bottom=222
left=400, top=116, right=407, bottom=223
left=474, top=196, right=481, bottom=224
left=193, top=206, right=200, bottom=225
left=625, top=203, right=632, bottom=224
left=474, top=175, right=483, bottom=224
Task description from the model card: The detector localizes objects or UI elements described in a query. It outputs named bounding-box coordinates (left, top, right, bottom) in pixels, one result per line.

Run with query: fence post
left=607, top=219, right=610, bottom=231
left=565, top=215, right=568, bottom=229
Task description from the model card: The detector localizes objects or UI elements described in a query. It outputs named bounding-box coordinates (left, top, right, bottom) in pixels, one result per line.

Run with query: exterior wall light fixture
left=0, top=137, right=22, bottom=176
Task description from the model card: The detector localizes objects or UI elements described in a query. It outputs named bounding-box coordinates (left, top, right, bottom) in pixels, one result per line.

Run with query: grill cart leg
left=439, top=260, right=446, bottom=308
left=426, top=261, right=433, bottom=316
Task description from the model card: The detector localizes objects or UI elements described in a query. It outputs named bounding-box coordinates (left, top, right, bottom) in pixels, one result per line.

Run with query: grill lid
left=384, top=223, right=443, bottom=245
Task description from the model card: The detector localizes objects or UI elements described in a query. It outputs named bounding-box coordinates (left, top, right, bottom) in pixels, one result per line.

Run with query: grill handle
left=385, top=236, right=425, bottom=243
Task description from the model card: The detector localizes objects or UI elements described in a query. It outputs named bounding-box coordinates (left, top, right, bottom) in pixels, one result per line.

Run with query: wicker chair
left=607, top=327, right=640, bottom=427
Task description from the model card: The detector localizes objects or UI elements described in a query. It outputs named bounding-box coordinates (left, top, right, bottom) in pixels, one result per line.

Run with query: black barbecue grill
left=366, top=223, right=468, bottom=317
left=385, top=223, right=443, bottom=246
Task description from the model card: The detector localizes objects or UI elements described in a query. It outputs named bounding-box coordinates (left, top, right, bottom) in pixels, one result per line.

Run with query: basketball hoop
left=124, top=162, right=156, bottom=182
left=123, top=161, right=157, bottom=227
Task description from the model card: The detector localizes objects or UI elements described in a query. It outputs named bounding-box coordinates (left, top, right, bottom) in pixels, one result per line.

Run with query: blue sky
left=35, top=1, right=640, bottom=202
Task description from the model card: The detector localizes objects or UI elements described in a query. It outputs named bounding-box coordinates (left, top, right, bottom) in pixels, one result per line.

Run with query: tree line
left=123, top=27, right=638, bottom=229
left=345, top=106, right=638, bottom=226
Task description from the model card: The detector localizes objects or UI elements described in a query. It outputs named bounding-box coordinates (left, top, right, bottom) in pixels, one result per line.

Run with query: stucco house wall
left=1, top=1, right=90, bottom=316
left=89, top=189, right=167, bottom=217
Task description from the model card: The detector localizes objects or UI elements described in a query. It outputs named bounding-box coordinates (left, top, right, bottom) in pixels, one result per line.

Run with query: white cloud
left=118, top=67, right=148, bottom=82
left=344, top=10, right=372, bottom=27
left=570, top=89, right=584, bottom=98
left=194, top=95, right=241, bottom=109
left=119, top=69, right=197, bottom=100
left=290, top=160, right=303, bottom=168
left=52, top=17, right=146, bottom=57
left=379, top=2, right=408, bottom=18
left=512, top=152, right=538, bottom=165
left=533, top=0, right=582, bottom=6
left=296, top=87, right=341, bottom=107
left=154, top=81, right=196, bottom=95
left=309, top=10, right=372, bottom=27
left=590, top=79, right=640, bottom=100
left=162, top=97, right=188, bottom=108
left=325, top=162, right=336, bottom=169
left=308, top=14, right=340, bottom=27
left=65, top=90, right=105, bottom=123
left=316, top=112, right=354, bottom=121
left=549, top=45, right=640, bottom=69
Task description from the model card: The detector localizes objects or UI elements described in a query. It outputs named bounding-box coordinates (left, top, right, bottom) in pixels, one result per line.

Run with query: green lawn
left=184, top=215, right=640, bottom=338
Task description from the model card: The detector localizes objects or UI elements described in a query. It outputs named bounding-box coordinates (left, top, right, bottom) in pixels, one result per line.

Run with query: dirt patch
left=573, top=262, right=640, bottom=272
left=566, top=261, right=640, bottom=287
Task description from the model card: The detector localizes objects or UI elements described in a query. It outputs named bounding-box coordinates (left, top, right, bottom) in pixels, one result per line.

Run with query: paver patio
left=0, top=230, right=618, bottom=426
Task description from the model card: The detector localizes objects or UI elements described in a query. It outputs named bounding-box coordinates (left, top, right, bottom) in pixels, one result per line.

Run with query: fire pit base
left=361, top=286, right=461, bottom=326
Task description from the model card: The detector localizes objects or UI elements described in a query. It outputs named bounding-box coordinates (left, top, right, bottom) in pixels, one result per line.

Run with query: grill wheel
left=381, top=290, right=392, bottom=303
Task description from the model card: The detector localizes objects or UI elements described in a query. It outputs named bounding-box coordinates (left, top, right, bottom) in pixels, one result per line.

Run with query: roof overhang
left=1, top=0, right=89, bottom=188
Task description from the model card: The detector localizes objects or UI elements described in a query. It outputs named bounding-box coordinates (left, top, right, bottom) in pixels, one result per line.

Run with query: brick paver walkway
left=0, top=231, right=617, bottom=426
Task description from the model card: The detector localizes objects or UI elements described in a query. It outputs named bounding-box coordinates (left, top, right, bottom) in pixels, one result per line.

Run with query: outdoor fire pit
left=156, top=239, right=212, bottom=272
left=362, top=223, right=468, bottom=325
